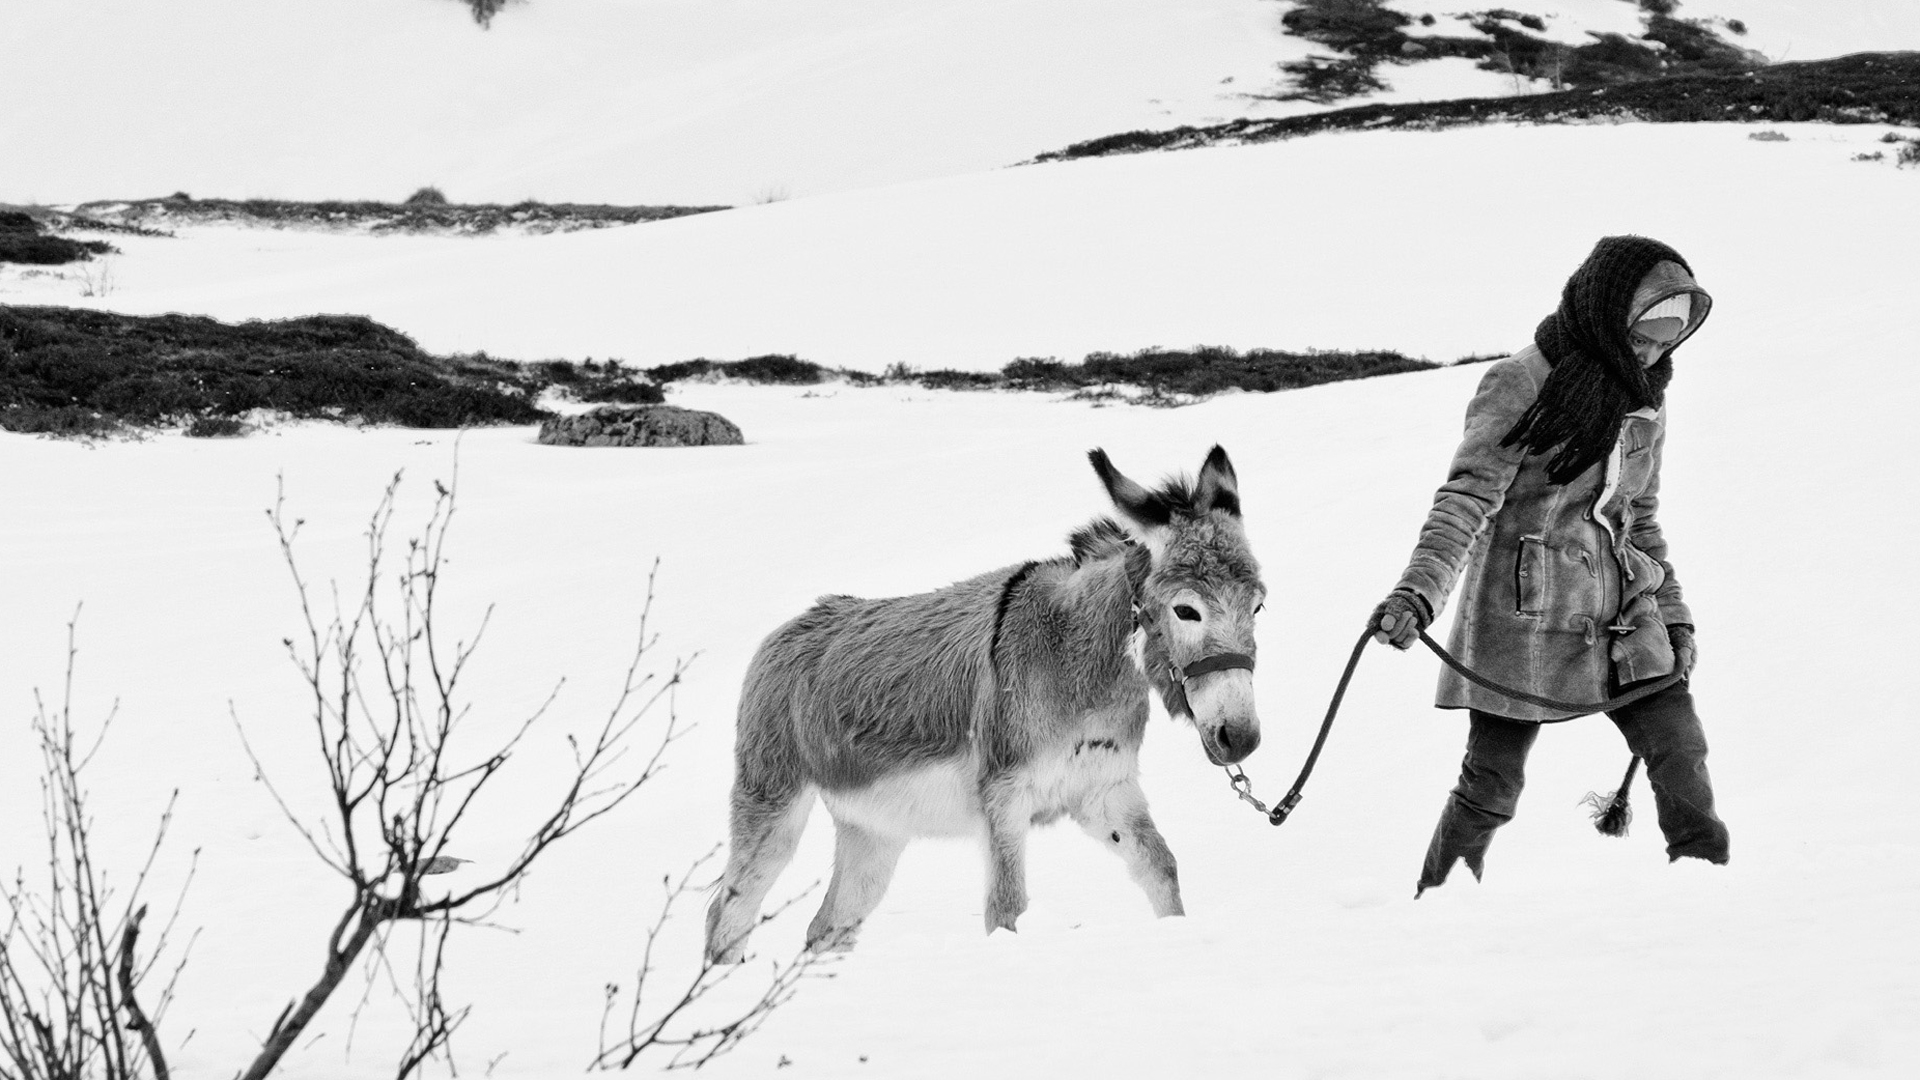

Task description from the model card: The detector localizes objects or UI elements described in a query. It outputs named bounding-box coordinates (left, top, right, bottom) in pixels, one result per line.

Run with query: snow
left=5, top=3, right=1920, bottom=1078
left=6, top=114, right=1920, bottom=1077
left=11, top=2, right=1914, bottom=208
left=9, top=122, right=1916, bottom=374
left=0, top=0, right=1305, bottom=206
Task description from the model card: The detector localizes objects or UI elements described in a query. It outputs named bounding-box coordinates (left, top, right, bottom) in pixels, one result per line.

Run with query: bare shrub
left=592, top=852, right=828, bottom=1070
left=227, top=471, right=694, bottom=1077
left=1, top=614, right=195, bottom=1080
left=5, top=477, right=816, bottom=1079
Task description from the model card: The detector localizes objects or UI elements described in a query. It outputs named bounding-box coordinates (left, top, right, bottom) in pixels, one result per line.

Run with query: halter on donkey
left=705, top=446, right=1266, bottom=961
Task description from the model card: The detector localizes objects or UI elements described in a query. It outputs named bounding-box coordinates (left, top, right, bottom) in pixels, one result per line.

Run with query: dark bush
left=644, top=355, right=824, bottom=385
left=577, top=380, right=666, bottom=404
left=405, top=186, right=449, bottom=206
left=0, top=307, right=545, bottom=432
left=1281, top=0, right=1410, bottom=57
left=1001, top=358, right=1071, bottom=389
left=644, top=358, right=721, bottom=383
left=1277, top=54, right=1391, bottom=103
left=1039, top=53, right=1920, bottom=162
left=730, top=354, right=824, bottom=384
left=185, top=415, right=248, bottom=438
left=0, top=230, right=114, bottom=266
left=915, top=370, right=1000, bottom=391
left=536, top=359, right=583, bottom=384
left=1073, top=346, right=1436, bottom=396
left=1643, top=14, right=1760, bottom=71
left=0, top=404, right=117, bottom=437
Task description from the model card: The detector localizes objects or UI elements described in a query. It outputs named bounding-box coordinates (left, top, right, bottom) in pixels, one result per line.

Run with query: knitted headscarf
left=1500, top=235, right=1712, bottom=485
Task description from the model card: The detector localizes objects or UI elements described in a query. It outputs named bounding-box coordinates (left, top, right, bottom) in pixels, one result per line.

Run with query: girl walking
left=1371, top=234, right=1731, bottom=895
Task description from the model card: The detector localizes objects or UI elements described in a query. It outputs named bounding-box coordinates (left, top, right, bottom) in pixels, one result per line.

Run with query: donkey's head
left=1090, top=446, right=1264, bottom=765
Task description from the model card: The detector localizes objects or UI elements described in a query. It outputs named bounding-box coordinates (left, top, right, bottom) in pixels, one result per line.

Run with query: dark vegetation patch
left=1, top=305, right=1477, bottom=438
left=1036, top=52, right=1920, bottom=163
left=643, top=355, right=828, bottom=385
left=185, top=415, right=249, bottom=438
left=69, top=193, right=729, bottom=235
left=530, top=358, right=667, bottom=404
left=0, top=306, right=551, bottom=435
left=987, top=347, right=1438, bottom=397
left=1890, top=131, right=1920, bottom=166
left=1267, top=0, right=1763, bottom=105
left=0, top=211, right=117, bottom=266
left=882, top=347, right=1448, bottom=402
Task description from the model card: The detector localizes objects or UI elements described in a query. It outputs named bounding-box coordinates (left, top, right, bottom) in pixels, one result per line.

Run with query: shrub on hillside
left=405, top=186, right=449, bottom=205
left=915, top=369, right=1000, bottom=391
left=1277, top=55, right=1391, bottom=104
left=577, top=380, right=667, bottom=404
left=1001, top=358, right=1072, bottom=390
left=644, top=354, right=825, bottom=385
left=0, top=307, right=545, bottom=434
left=0, top=212, right=115, bottom=266
left=1040, top=53, right=1920, bottom=163
left=1074, top=346, right=1435, bottom=396
left=185, top=415, right=248, bottom=438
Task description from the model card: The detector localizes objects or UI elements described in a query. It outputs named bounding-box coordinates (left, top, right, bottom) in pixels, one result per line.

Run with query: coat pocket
left=1515, top=535, right=1547, bottom=616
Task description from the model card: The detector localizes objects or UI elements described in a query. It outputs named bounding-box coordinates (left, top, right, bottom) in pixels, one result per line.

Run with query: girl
left=1372, top=235, right=1730, bottom=896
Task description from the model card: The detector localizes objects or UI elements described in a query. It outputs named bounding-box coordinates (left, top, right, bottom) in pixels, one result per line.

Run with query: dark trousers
left=1416, top=681, right=1730, bottom=895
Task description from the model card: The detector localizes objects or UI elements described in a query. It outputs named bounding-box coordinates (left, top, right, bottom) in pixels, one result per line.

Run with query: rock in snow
left=538, top=404, right=744, bottom=448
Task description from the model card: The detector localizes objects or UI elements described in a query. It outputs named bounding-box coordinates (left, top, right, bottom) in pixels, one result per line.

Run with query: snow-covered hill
left=5, top=3, right=1920, bottom=1078
left=5, top=113, right=1919, bottom=1078
left=5, top=0, right=1919, bottom=206
left=7, top=120, right=1915, bottom=373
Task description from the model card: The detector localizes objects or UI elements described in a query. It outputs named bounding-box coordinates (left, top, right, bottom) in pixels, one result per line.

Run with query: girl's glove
left=1668, top=624, right=1697, bottom=677
left=1371, top=591, right=1430, bottom=650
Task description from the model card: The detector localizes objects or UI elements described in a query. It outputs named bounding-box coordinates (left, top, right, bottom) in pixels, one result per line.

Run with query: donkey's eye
left=1173, top=604, right=1202, bottom=622
left=1254, top=602, right=1265, bottom=615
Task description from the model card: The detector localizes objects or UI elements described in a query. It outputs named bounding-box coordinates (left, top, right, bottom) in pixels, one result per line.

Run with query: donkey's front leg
left=981, top=782, right=1030, bottom=934
left=1075, top=778, right=1183, bottom=917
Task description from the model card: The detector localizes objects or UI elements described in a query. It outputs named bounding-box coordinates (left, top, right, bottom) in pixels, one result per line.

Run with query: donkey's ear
left=1089, top=449, right=1173, bottom=534
left=1194, top=445, right=1241, bottom=517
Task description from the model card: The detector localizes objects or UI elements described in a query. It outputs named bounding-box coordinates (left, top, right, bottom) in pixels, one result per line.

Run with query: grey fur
left=706, top=447, right=1265, bottom=961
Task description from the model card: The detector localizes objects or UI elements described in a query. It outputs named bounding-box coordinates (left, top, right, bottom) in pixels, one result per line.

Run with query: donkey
left=705, top=446, right=1264, bottom=961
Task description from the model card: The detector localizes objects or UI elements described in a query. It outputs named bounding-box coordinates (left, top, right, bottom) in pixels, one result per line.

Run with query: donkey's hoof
left=983, top=911, right=1022, bottom=935
left=805, top=926, right=860, bottom=955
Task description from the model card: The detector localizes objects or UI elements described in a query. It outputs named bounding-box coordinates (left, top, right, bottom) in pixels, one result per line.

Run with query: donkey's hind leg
left=706, top=785, right=815, bottom=964
left=805, top=819, right=907, bottom=954
left=1074, top=779, right=1184, bottom=917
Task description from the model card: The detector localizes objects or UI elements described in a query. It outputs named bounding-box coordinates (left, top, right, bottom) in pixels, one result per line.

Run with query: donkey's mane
left=1067, top=518, right=1133, bottom=566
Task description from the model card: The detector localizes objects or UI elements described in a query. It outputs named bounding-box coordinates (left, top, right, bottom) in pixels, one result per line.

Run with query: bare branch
left=591, top=855, right=829, bottom=1071
left=237, top=470, right=755, bottom=1079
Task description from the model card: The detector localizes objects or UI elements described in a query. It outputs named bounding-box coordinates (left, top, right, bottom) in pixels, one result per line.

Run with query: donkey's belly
left=820, top=755, right=985, bottom=839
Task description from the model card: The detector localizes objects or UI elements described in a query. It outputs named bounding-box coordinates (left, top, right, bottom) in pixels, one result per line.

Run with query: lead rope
left=1226, top=624, right=1683, bottom=828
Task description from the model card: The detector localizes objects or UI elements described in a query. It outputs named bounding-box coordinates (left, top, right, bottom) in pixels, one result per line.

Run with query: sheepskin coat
left=1392, top=346, right=1694, bottom=721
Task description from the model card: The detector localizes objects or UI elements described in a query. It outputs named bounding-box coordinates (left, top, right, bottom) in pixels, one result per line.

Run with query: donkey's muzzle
left=1209, top=715, right=1261, bottom=764
left=1187, top=666, right=1260, bottom=765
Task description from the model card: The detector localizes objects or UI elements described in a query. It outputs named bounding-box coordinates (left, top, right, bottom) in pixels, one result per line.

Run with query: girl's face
left=1629, top=316, right=1686, bottom=368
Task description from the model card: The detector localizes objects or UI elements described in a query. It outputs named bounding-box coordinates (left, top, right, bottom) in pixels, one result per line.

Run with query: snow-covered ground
left=7, top=120, right=1917, bottom=373
left=7, top=1, right=1920, bottom=207
left=5, top=121, right=1920, bottom=1079
left=5, top=3, right=1920, bottom=1078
